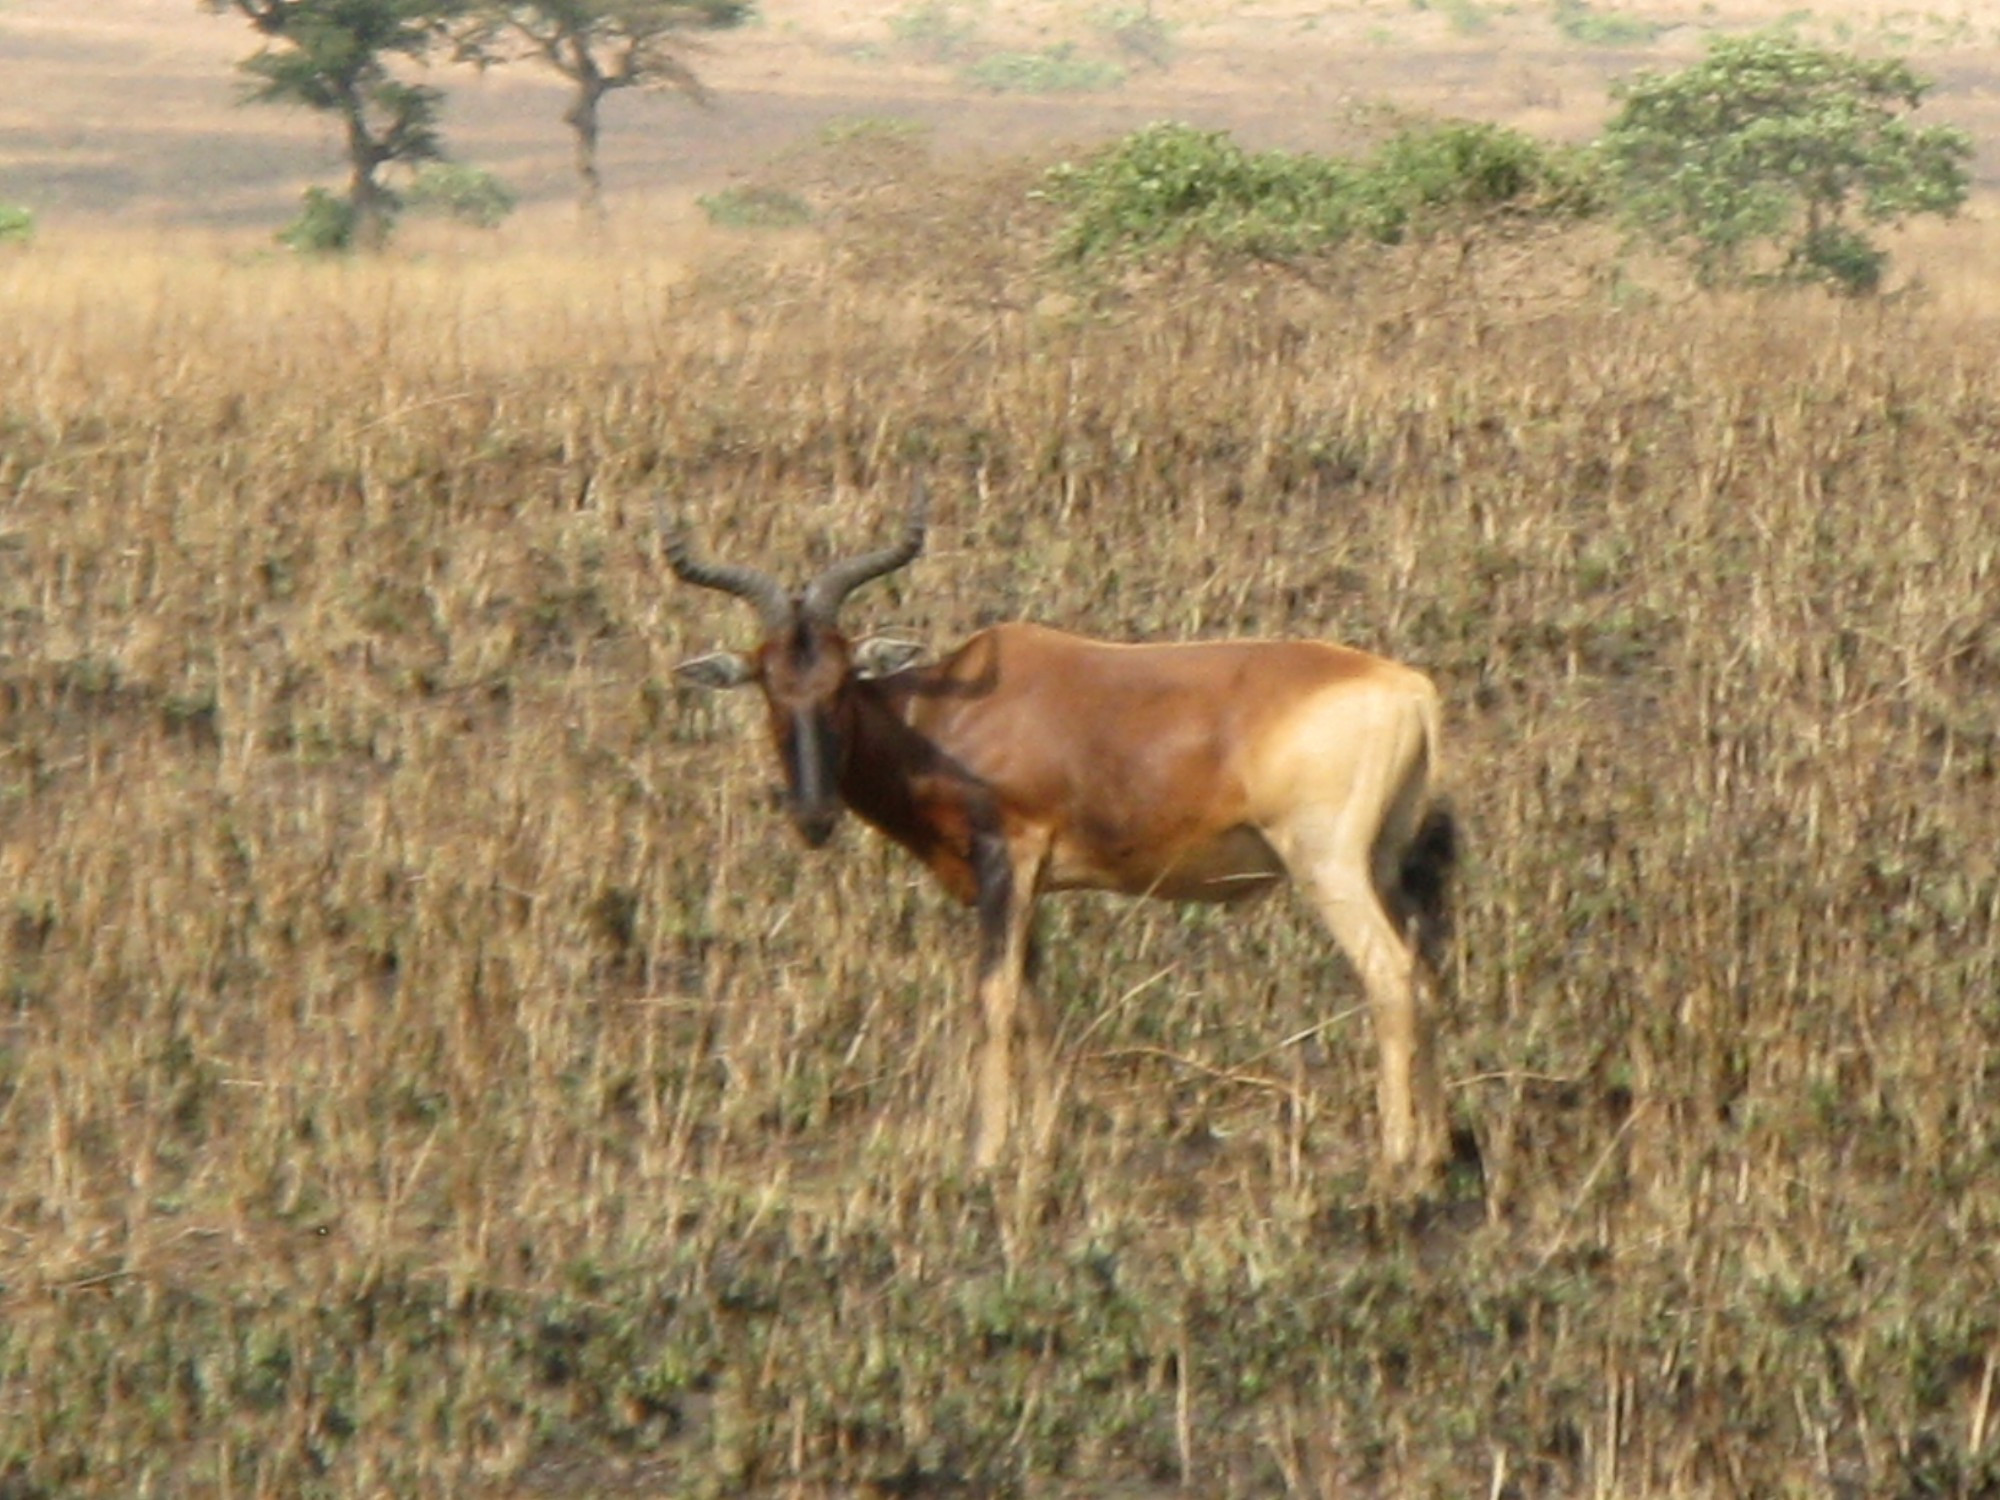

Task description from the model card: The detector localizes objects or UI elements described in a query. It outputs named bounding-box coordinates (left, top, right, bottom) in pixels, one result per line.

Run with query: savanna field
left=4, top=146, right=2000, bottom=1500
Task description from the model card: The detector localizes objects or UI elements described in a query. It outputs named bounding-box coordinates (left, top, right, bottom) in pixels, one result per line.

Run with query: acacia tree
left=464, top=0, right=751, bottom=217
left=1602, top=34, right=1972, bottom=294
left=207, top=0, right=463, bottom=249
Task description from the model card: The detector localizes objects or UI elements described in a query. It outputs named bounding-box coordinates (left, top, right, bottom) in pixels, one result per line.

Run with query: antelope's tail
left=1396, top=691, right=1457, bottom=967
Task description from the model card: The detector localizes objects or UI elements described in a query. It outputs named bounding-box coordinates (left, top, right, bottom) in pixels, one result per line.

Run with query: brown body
left=668, top=498, right=1454, bottom=1184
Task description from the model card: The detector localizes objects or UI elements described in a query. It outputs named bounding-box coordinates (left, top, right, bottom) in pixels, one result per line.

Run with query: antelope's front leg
left=968, top=830, right=1043, bottom=1170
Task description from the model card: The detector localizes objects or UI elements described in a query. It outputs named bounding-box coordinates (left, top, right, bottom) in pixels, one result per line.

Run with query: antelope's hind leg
left=1275, top=820, right=1450, bottom=1188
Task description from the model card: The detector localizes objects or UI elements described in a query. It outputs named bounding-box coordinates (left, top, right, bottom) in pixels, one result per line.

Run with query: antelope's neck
left=834, top=674, right=988, bottom=906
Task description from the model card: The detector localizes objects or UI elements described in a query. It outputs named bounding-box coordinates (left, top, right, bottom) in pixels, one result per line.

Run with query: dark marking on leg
left=973, top=827, right=1014, bottom=979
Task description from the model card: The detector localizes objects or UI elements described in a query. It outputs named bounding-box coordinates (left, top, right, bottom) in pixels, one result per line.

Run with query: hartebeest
left=666, top=490, right=1456, bottom=1185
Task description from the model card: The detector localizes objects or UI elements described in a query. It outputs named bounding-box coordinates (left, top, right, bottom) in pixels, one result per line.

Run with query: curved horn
left=659, top=502, right=792, bottom=633
left=800, top=482, right=929, bottom=625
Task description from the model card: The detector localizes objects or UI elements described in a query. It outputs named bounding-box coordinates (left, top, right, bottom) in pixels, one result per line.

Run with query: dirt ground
left=1, top=0, right=1997, bottom=232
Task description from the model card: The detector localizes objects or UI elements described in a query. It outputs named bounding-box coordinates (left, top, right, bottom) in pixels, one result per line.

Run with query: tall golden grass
left=1, top=185, right=1997, bottom=1496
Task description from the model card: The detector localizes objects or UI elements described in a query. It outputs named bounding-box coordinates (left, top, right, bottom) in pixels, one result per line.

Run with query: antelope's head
left=665, top=489, right=928, bottom=848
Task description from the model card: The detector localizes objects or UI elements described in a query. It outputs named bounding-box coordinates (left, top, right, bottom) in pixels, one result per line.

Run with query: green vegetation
left=816, top=114, right=929, bottom=148
left=403, top=160, right=516, bottom=226
left=1551, top=0, right=1663, bottom=45
left=1046, top=36, right=1970, bottom=297
left=205, top=0, right=754, bottom=237
left=456, top=0, right=752, bottom=217
left=278, top=184, right=361, bottom=251
left=960, top=42, right=1126, bottom=93
left=697, top=181, right=812, bottom=226
left=205, top=0, right=457, bottom=250
left=1602, top=32, right=1972, bottom=292
left=0, top=202, right=32, bottom=244
left=1367, top=116, right=1602, bottom=227
left=1044, top=119, right=1600, bottom=266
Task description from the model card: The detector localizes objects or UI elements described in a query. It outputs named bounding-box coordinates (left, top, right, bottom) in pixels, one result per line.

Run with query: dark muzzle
left=791, top=802, right=841, bottom=849
left=784, top=712, right=843, bottom=849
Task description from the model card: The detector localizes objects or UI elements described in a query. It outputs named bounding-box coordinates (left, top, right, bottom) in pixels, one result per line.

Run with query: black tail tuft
left=1396, top=802, right=1459, bottom=968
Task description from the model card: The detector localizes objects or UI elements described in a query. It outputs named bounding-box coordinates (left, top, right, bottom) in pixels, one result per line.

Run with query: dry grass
left=2, top=171, right=1999, bottom=1498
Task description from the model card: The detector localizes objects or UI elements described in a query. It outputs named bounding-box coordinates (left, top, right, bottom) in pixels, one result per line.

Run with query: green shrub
left=404, top=163, right=515, bottom=229
left=961, top=43, right=1126, bottom=93
left=1793, top=223, right=1887, bottom=296
left=278, top=188, right=359, bottom=254
left=0, top=204, right=32, bottom=246
left=697, top=185, right=813, bottom=229
left=1357, top=119, right=1604, bottom=240
left=1043, top=124, right=1356, bottom=263
left=1043, top=118, right=1603, bottom=266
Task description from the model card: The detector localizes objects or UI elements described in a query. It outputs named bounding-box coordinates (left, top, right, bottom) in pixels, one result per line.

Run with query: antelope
left=666, top=490, right=1456, bottom=1186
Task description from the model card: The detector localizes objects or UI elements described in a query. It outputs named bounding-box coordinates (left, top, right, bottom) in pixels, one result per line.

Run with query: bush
left=404, top=163, right=515, bottom=229
left=1795, top=224, right=1887, bottom=296
left=1357, top=120, right=1604, bottom=240
left=1043, top=118, right=1602, bottom=266
left=1044, top=124, right=1354, bottom=263
left=278, top=188, right=359, bottom=254
left=0, top=204, right=32, bottom=246
left=697, top=185, right=813, bottom=229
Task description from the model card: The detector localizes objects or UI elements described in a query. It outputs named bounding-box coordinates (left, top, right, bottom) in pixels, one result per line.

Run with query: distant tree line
left=203, top=0, right=751, bottom=249
left=195, top=8, right=1973, bottom=294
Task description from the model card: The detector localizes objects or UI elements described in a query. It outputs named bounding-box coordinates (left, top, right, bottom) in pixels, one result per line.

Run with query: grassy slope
left=2, top=170, right=1999, bottom=1496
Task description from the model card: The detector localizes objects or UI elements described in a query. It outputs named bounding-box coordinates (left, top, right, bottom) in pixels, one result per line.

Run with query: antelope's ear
left=674, top=651, right=757, bottom=690
left=854, top=636, right=927, bottom=680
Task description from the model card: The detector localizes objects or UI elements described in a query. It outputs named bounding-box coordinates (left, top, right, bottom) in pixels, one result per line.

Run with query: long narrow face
left=662, top=484, right=929, bottom=848
left=756, top=621, right=855, bottom=848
